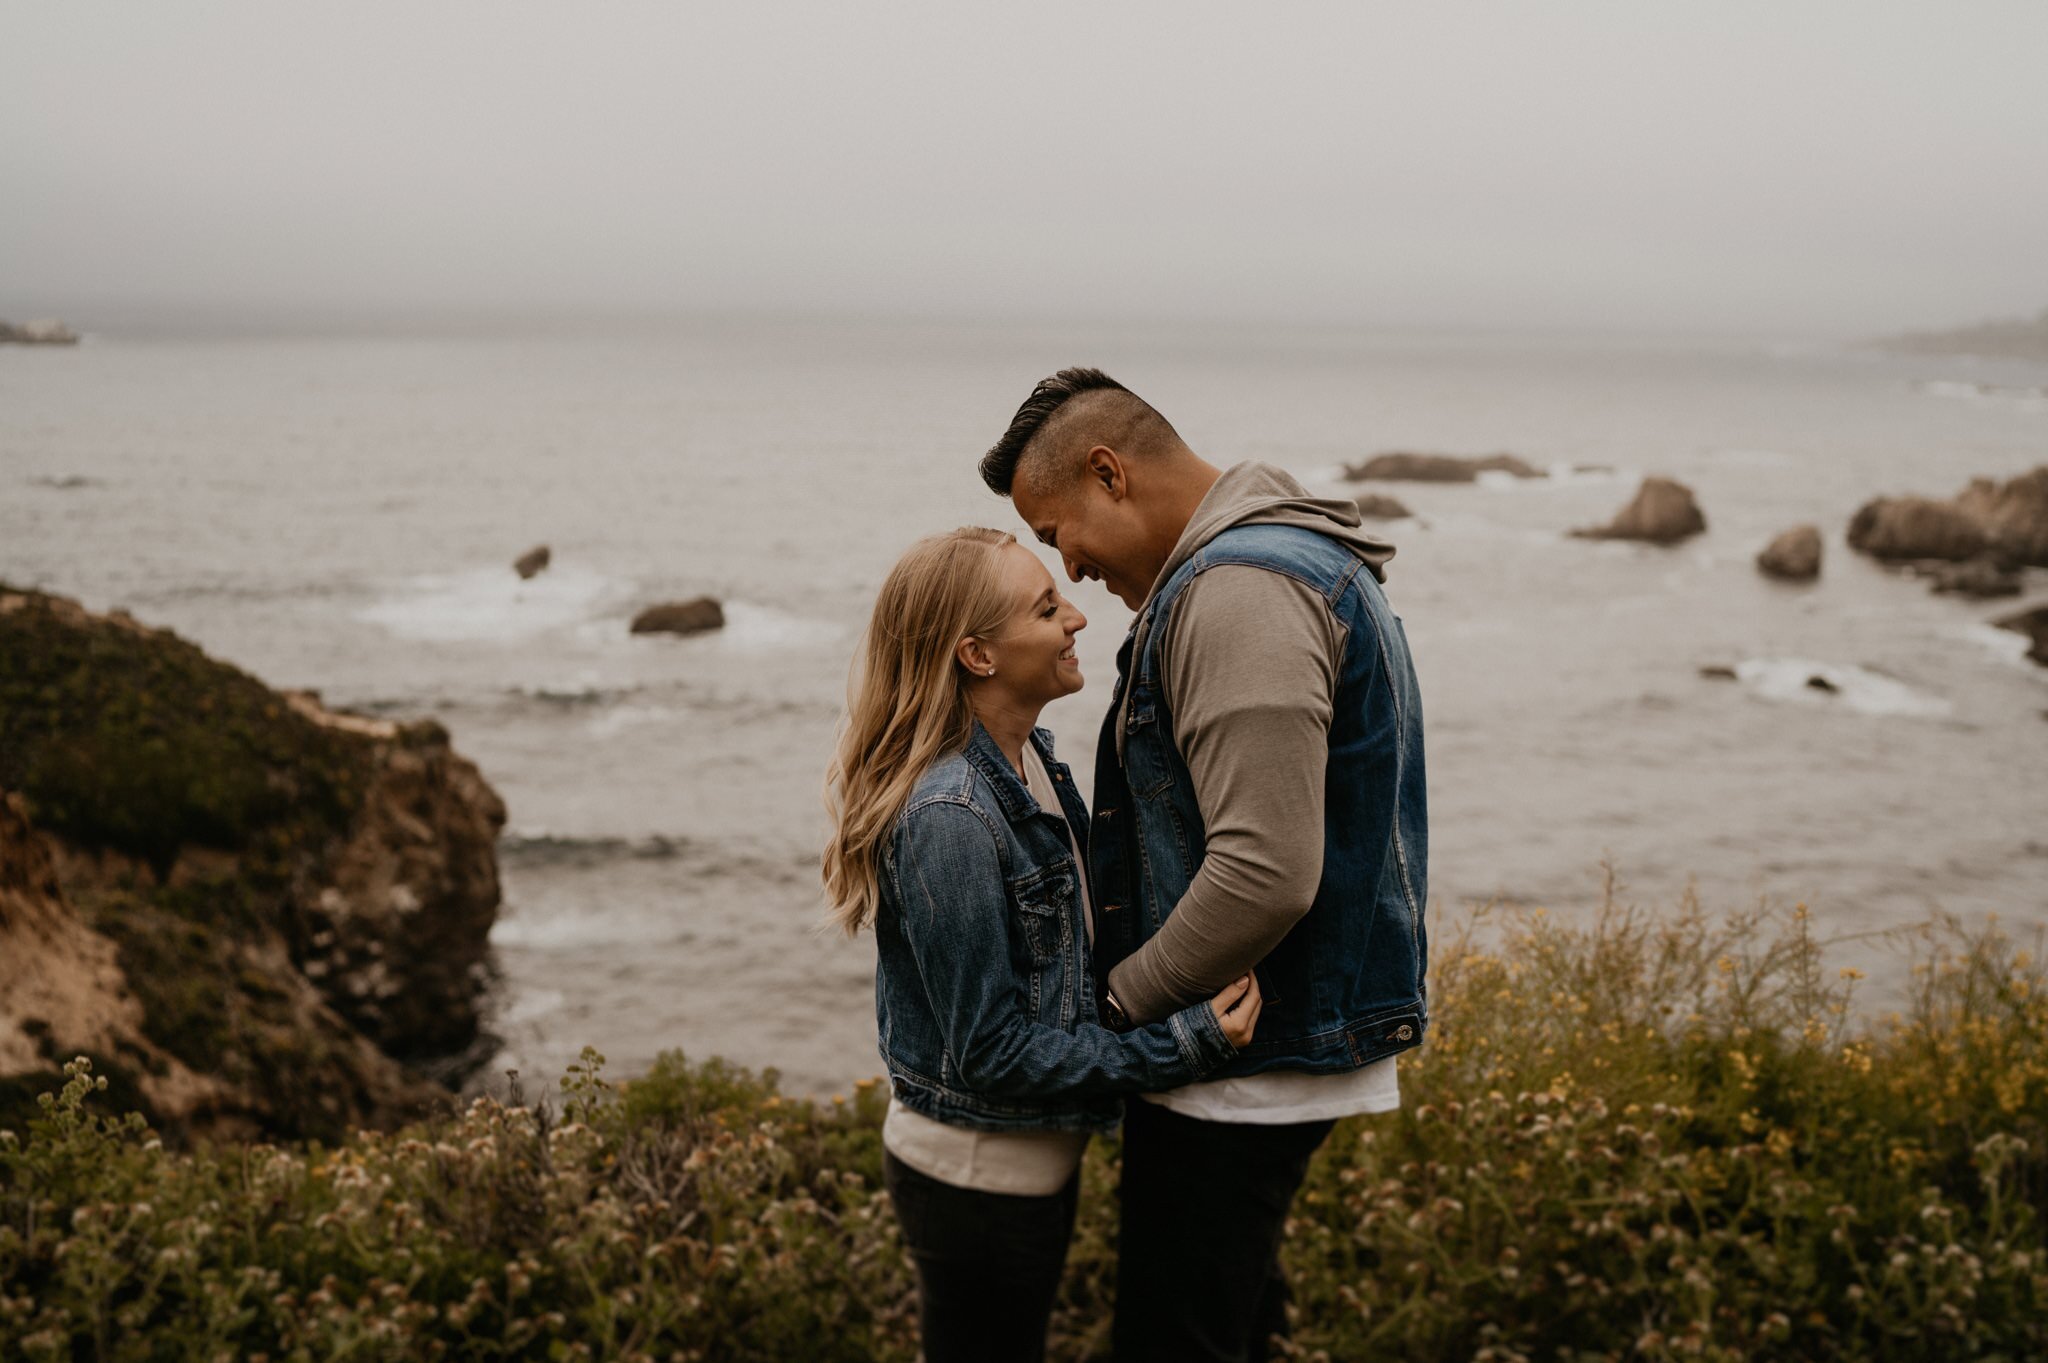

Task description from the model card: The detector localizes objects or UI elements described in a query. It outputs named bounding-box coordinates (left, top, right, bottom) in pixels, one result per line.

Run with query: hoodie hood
left=1113, top=462, right=1397, bottom=758
left=1145, top=461, right=1395, bottom=611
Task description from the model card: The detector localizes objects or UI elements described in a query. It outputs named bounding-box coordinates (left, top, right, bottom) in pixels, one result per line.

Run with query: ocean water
left=4, top=315, right=2046, bottom=1095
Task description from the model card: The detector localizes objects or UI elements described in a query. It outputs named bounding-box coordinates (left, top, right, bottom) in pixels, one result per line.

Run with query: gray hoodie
left=1105, top=461, right=1399, bottom=1025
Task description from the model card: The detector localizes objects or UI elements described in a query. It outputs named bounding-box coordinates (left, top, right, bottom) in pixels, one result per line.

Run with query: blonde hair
left=823, top=527, right=1018, bottom=934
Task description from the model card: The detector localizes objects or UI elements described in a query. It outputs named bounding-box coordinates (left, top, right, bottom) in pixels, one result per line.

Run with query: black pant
left=1112, top=1099, right=1336, bottom=1363
left=883, top=1149, right=1080, bottom=1363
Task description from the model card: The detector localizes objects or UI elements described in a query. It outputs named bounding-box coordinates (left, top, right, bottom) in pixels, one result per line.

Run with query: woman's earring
left=986, top=668, right=997, bottom=677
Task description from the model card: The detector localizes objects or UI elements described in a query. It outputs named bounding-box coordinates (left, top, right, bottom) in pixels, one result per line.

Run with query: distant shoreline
left=1868, top=307, right=2048, bottom=362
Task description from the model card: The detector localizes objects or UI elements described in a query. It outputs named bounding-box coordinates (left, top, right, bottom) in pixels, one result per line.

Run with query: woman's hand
left=1208, top=973, right=1263, bottom=1050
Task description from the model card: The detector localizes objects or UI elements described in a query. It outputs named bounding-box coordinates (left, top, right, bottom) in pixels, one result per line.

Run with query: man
left=978, top=367, right=1429, bottom=1363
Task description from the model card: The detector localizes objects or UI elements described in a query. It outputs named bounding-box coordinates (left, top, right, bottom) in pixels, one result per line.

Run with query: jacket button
left=1392, top=1025, right=1415, bottom=1042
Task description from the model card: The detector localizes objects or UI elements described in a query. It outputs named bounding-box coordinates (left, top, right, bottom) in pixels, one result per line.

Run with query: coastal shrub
left=2, top=894, right=2042, bottom=1361
left=1280, top=893, right=2047, bottom=1362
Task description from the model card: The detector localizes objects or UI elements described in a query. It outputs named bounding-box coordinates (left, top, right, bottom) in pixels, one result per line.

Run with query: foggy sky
left=3, top=1, right=2045, bottom=336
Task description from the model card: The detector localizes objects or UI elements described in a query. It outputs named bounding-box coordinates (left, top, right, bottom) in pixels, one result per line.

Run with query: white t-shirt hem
left=882, top=1098, right=1087, bottom=1196
left=1138, top=1054, right=1402, bottom=1125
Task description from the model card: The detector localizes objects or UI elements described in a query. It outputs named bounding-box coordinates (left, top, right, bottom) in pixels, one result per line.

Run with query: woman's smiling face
left=981, top=542, right=1087, bottom=706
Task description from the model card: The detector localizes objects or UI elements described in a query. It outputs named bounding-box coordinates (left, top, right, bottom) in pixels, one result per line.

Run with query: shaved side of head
left=980, top=367, right=1187, bottom=499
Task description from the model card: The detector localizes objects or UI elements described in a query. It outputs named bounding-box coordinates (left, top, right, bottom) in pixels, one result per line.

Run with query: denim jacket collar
left=960, top=719, right=1059, bottom=826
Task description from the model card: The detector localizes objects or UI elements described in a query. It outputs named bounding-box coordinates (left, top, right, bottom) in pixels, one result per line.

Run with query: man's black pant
left=1112, top=1099, right=1336, bottom=1363
left=883, top=1149, right=1079, bottom=1363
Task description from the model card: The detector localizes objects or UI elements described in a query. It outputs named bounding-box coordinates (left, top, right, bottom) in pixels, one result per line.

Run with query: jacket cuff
left=1166, top=998, right=1235, bottom=1077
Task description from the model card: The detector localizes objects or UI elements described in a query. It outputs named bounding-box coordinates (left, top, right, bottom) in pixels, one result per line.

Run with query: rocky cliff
left=0, top=586, right=505, bottom=1143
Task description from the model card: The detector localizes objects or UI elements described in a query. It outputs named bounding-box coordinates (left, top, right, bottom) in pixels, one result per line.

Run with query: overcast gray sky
left=4, top=1, right=2044, bottom=335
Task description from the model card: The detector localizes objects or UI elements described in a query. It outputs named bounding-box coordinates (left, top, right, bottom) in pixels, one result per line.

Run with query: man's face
left=1012, top=468, right=1161, bottom=611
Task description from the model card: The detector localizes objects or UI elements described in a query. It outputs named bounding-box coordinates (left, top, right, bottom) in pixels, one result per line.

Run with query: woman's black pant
left=883, top=1149, right=1080, bottom=1363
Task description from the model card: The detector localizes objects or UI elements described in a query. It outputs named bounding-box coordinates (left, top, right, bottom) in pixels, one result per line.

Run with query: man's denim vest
left=876, top=723, right=1237, bottom=1133
left=1090, top=523, right=1430, bottom=1076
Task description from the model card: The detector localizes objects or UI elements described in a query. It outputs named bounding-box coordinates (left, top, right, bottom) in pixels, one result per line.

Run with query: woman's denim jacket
left=874, top=721, right=1237, bottom=1133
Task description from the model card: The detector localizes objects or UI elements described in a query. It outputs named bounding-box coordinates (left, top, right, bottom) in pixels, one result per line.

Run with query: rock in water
left=631, top=597, right=725, bottom=636
left=1352, top=493, right=1413, bottom=520
left=0, top=586, right=504, bottom=1143
left=1342, top=452, right=1543, bottom=482
left=1846, top=496, right=1989, bottom=562
left=1571, top=477, right=1708, bottom=545
left=0, top=317, right=80, bottom=345
left=1954, top=466, right=2048, bottom=567
left=1923, top=556, right=2023, bottom=599
left=1994, top=604, right=2048, bottom=667
left=513, top=544, right=551, bottom=579
left=1845, top=468, right=2048, bottom=567
left=1757, top=525, right=1822, bottom=581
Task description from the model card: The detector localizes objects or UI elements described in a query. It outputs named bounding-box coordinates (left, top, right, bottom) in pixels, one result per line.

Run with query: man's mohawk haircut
left=979, top=367, right=1131, bottom=497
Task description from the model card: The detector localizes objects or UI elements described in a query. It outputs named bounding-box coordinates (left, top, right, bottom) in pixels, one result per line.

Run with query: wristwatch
left=1102, top=988, right=1132, bottom=1032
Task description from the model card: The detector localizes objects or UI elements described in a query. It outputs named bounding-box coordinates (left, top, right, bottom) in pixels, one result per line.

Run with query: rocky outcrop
left=631, top=597, right=725, bottom=636
left=1571, top=477, right=1707, bottom=546
left=1846, top=497, right=1990, bottom=562
left=285, top=697, right=506, bottom=1063
left=0, top=318, right=79, bottom=345
left=1342, top=452, right=1543, bottom=483
left=1757, top=526, right=1822, bottom=581
left=1353, top=493, right=1413, bottom=520
left=1954, top=467, right=2048, bottom=567
left=3, top=793, right=449, bottom=1143
left=0, top=586, right=504, bottom=1143
left=513, top=545, right=551, bottom=579
left=1995, top=604, right=2048, bottom=668
left=1, top=793, right=232, bottom=1130
left=1847, top=466, right=2048, bottom=567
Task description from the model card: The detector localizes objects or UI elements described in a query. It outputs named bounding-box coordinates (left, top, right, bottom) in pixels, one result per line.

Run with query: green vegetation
left=0, top=589, right=371, bottom=875
left=3, top=895, right=2043, bottom=1361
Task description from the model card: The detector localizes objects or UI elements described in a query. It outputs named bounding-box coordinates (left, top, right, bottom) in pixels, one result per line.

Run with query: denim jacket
left=875, top=721, right=1237, bottom=1132
left=1091, top=522, right=1430, bottom=1076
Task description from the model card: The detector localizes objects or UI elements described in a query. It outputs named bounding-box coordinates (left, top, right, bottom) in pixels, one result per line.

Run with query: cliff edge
left=0, top=586, right=506, bottom=1143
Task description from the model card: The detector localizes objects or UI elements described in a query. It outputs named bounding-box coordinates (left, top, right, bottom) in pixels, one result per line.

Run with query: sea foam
left=1955, top=622, right=2041, bottom=670
left=358, top=564, right=622, bottom=642
left=1734, top=658, right=1952, bottom=718
left=708, top=601, right=848, bottom=651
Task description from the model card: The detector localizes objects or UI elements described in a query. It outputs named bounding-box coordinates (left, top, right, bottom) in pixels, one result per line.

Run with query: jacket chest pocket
left=1122, top=691, right=1176, bottom=800
left=1009, top=863, right=1077, bottom=965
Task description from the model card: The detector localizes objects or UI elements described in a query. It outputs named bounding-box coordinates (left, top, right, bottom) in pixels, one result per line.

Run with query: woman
left=823, top=526, right=1260, bottom=1363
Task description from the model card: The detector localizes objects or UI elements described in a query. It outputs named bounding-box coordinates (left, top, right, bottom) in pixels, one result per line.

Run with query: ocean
left=4, top=314, right=2045, bottom=1096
